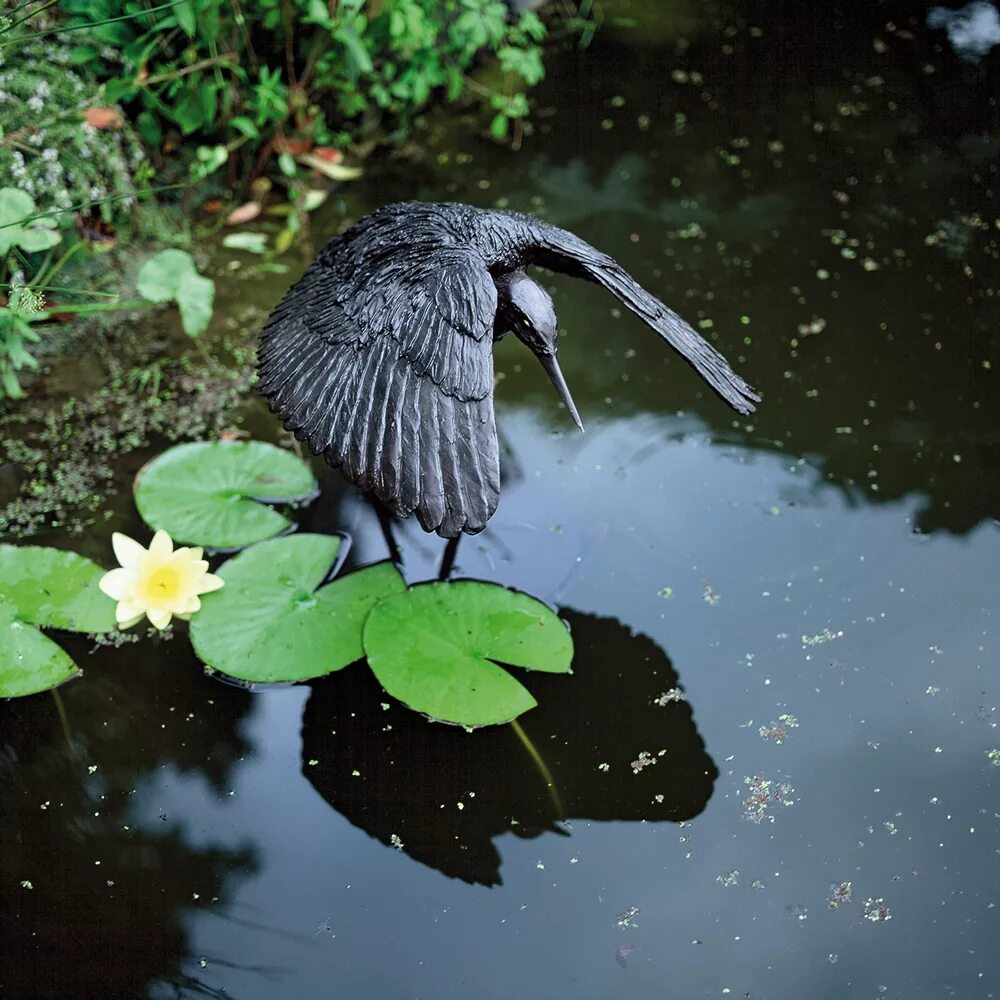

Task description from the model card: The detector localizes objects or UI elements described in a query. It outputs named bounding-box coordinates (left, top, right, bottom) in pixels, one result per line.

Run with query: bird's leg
left=437, top=535, right=462, bottom=581
left=368, top=493, right=403, bottom=568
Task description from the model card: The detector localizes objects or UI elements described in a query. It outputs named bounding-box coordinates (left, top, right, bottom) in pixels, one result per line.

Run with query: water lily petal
left=115, top=600, right=143, bottom=626
left=179, top=595, right=201, bottom=615
left=197, top=573, right=224, bottom=594
left=147, top=608, right=172, bottom=630
left=149, top=530, right=174, bottom=559
left=99, top=567, right=133, bottom=601
left=112, top=532, right=145, bottom=570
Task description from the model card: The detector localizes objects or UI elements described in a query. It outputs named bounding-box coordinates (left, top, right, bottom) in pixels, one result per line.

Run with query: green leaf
left=229, top=115, right=260, bottom=138
left=136, top=110, right=163, bottom=146
left=0, top=546, right=117, bottom=699
left=16, top=226, right=62, bottom=254
left=176, top=269, right=214, bottom=336
left=175, top=0, right=196, bottom=36
left=222, top=232, right=268, bottom=254
left=0, top=545, right=116, bottom=633
left=68, top=45, right=99, bottom=65
left=134, top=440, right=317, bottom=549
left=137, top=248, right=195, bottom=303
left=0, top=188, right=61, bottom=257
left=0, top=610, right=80, bottom=699
left=339, top=29, right=373, bottom=74
left=136, top=249, right=215, bottom=336
left=1, top=367, right=23, bottom=400
left=190, top=535, right=405, bottom=684
left=363, top=581, right=573, bottom=727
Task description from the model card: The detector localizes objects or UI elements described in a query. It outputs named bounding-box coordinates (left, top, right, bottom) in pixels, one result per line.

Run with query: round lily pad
left=363, top=581, right=574, bottom=727
left=0, top=544, right=116, bottom=633
left=134, top=440, right=317, bottom=549
left=0, top=545, right=115, bottom=698
left=190, top=533, right=405, bottom=685
left=0, top=611, right=80, bottom=698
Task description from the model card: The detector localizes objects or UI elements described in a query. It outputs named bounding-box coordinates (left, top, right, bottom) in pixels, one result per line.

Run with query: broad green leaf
left=134, top=440, right=317, bottom=549
left=0, top=188, right=61, bottom=256
left=0, top=608, right=80, bottom=699
left=137, top=249, right=196, bottom=302
left=222, top=232, right=268, bottom=254
left=16, top=226, right=62, bottom=254
left=0, top=546, right=115, bottom=699
left=177, top=269, right=214, bottom=336
left=190, top=535, right=405, bottom=684
left=137, top=249, right=215, bottom=336
left=0, top=545, right=116, bottom=633
left=363, top=581, right=573, bottom=727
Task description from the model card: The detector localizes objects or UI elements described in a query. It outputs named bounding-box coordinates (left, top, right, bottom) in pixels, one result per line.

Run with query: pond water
left=4, top=2, right=999, bottom=997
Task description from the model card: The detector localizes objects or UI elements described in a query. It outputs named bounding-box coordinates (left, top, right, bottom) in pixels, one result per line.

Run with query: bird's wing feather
left=527, top=222, right=760, bottom=415
left=258, top=239, right=501, bottom=537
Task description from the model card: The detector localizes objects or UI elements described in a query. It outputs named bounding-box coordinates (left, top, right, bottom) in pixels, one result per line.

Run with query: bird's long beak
left=538, top=352, right=584, bottom=433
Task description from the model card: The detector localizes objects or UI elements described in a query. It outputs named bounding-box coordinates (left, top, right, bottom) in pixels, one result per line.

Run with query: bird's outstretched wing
left=258, top=240, right=500, bottom=537
left=527, top=222, right=760, bottom=415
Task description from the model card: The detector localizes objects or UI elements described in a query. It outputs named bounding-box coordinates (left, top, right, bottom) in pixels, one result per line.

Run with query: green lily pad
left=190, top=533, right=405, bottom=685
left=134, top=440, right=317, bottom=549
left=0, top=544, right=116, bottom=632
left=0, top=610, right=80, bottom=698
left=363, top=581, right=574, bottom=727
left=0, top=545, right=116, bottom=698
left=136, top=248, right=215, bottom=336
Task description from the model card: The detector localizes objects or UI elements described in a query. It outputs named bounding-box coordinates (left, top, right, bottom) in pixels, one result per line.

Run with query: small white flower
left=99, top=530, right=224, bottom=631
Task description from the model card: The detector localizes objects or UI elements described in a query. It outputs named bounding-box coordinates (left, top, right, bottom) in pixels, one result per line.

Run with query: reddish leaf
left=272, top=137, right=312, bottom=155
left=83, top=107, right=123, bottom=130
left=313, top=146, right=343, bottom=163
left=226, top=202, right=261, bottom=226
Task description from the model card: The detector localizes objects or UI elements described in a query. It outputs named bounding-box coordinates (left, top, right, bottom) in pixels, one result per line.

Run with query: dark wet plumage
left=258, top=201, right=759, bottom=537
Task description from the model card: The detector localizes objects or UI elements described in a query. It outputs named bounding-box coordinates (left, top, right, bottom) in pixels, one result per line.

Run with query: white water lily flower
left=99, top=530, right=224, bottom=630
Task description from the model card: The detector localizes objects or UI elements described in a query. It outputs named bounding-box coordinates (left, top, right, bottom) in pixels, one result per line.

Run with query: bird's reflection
left=301, top=606, right=716, bottom=886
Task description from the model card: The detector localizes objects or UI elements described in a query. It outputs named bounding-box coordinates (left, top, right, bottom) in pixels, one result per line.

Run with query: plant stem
left=510, top=719, right=564, bottom=821
left=1, top=0, right=186, bottom=47
left=0, top=184, right=185, bottom=232
left=50, top=688, right=75, bottom=760
left=0, top=0, right=60, bottom=36
left=141, top=53, right=238, bottom=86
left=33, top=240, right=83, bottom=291
left=39, top=299, right=148, bottom=318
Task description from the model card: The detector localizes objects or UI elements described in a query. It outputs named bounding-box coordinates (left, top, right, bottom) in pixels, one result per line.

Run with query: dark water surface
left=4, top=2, right=1000, bottom=997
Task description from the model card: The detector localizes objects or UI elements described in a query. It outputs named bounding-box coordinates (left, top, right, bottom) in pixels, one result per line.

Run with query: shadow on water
left=301, top=608, right=715, bottom=886
left=0, top=638, right=260, bottom=999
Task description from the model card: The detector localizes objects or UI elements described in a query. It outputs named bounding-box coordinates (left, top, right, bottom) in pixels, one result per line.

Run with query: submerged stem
left=510, top=718, right=564, bottom=821
left=50, top=688, right=75, bottom=760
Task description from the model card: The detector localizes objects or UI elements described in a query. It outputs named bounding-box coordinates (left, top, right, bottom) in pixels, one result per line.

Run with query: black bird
left=258, top=201, right=758, bottom=537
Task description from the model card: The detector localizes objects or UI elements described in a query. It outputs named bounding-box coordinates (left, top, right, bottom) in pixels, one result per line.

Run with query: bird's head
left=502, top=273, right=584, bottom=433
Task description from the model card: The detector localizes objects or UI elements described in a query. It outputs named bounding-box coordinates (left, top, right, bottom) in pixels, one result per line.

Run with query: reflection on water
left=3, top=2, right=1000, bottom=997
left=303, top=608, right=715, bottom=885
left=0, top=641, right=257, bottom=998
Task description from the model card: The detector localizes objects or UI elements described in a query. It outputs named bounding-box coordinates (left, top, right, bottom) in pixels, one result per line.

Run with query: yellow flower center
left=138, top=564, right=183, bottom=607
